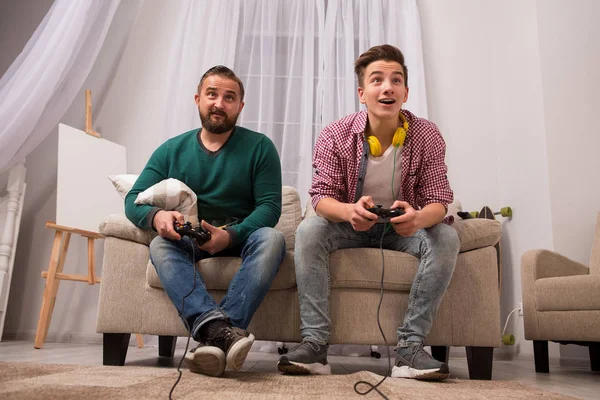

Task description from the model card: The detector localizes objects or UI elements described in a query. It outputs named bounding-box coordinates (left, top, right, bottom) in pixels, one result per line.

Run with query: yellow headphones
left=367, top=112, right=409, bottom=157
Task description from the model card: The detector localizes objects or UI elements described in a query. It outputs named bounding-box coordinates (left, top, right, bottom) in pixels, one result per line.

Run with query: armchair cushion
left=536, top=274, right=600, bottom=311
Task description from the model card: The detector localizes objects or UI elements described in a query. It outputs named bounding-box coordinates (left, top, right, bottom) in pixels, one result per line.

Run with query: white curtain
left=1, top=0, right=426, bottom=205
left=159, top=0, right=427, bottom=205
left=163, top=0, right=242, bottom=138
left=0, top=0, right=123, bottom=174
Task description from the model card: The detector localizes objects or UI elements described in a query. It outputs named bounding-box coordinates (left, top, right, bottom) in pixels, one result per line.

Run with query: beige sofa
left=521, top=212, right=600, bottom=373
left=97, top=187, right=502, bottom=379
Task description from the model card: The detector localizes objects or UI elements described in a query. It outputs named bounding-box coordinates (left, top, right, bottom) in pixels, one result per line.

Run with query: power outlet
left=518, top=302, right=523, bottom=316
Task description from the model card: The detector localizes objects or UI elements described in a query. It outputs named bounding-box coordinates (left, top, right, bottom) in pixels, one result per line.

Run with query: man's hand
left=153, top=210, right=184, bottom=240
left=198, top=220, right=231, bottom=255
left=388, top=200, right=421, bottom=237
left=348, top=196, right=378, bottom=231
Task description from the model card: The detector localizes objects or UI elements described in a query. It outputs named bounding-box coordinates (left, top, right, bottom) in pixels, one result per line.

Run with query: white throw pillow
left=107, top=174, right=139, bottom=199
left=134, top=178, right=199, bottom=226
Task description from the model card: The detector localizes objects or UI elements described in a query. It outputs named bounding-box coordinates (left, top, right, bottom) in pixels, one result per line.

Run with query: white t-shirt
left=362, top=145, right=403, bottom=208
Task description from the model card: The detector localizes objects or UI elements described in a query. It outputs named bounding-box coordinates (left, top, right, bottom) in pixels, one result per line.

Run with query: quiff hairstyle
left=354, top=44, right=408, bottom=88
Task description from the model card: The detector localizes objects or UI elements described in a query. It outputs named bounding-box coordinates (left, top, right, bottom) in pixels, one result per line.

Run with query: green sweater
left=125, top=126, right=282, bottom=246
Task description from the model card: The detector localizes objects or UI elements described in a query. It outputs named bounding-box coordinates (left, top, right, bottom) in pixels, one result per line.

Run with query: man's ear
left=194, top=93, right=200, bottom=106
left=357, top=86, right=366, bottom=104
left=238, top=101, right=245, bottom=113
left=403, top=87, right=409, bottom=104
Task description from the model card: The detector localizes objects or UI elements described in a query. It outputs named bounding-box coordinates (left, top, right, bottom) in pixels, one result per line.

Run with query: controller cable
left=168, top=219, right=239, bottom=399
left=353, top=145, right=401, bottom=399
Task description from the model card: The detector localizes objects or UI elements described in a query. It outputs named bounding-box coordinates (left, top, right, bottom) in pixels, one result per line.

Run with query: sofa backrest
left=589, top=212, right=600, bottom=274
left=274, top=186, right=303, bottom=251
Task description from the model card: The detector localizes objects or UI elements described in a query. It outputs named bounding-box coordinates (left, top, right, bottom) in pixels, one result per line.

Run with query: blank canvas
left=57, top=124, right=126, bottom=233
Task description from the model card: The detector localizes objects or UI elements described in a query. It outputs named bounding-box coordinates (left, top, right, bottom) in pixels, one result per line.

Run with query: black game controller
left=174, top=221, right=211, bottom=246
left=367, top=205, right=405, bottom=222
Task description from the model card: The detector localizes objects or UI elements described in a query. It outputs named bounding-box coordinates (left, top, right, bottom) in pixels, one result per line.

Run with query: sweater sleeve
left=225, top=136, right=282, bottom=246
left=124, top=143, right=169, bottom=230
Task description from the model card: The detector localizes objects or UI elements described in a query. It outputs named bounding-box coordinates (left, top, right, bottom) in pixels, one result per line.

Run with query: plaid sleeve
left=309, top=126, right=348, bottom=209
left=415, top=126, right=454, bottom=210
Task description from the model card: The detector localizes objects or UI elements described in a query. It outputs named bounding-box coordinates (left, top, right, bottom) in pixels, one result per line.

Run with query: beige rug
left=0, top=361, right=577, bottom=399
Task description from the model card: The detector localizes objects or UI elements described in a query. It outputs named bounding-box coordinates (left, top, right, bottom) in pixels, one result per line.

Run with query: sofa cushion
left=100, top=186, right=302, bottom=248
left=453, top=219, right=501, bottom=252
left=304, top=206, right=501, bottom=253
left=275, top=186, right=303, bottom=251
left=536, top=274, right=600, bottom=311
left=329, top=248, right=420, bottom=291
left=99, top=214, right=155, bottom=246
left=147, top=250, right=296, bottom=291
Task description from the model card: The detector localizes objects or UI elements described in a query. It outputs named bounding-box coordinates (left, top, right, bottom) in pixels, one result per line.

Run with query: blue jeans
left=295, top=216, right=459, bottom=346
left=149, top=227, right=285, bottom=339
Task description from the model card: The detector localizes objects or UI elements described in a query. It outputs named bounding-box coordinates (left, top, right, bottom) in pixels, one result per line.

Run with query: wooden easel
left=34, top=91, right=144, bottom=349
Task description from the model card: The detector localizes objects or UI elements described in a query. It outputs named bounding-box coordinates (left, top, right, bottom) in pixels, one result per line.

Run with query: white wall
left=419, top=0, right=554, bottom=358
left=419, top=0, right=600, bottom=361
left=536, top=0, right=600, bottom=361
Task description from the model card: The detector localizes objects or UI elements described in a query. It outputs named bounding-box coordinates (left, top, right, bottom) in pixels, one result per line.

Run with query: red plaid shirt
left=309, top=109, right=453, bottom=214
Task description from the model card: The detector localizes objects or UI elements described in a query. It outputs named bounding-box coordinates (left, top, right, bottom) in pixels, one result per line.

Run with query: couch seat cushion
left=329, top=248, right=420, bottom=291
left=536, top=274, right=600, bottom=311
left=147, top=251, right=296, bottom=291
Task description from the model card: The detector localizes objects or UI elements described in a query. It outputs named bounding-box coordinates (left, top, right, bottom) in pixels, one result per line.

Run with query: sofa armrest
left=452, top=219, right=502, bottom=253
left=99, top=214, right=155, bottom=246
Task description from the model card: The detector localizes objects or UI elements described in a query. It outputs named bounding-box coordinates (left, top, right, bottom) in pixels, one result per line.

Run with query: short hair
left=354, top=44, right=408, bottom=88
left=197, top=65, right=245, bottom=100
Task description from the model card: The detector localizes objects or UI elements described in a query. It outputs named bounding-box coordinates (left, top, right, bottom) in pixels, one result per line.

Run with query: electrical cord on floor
left=169, top=241, right=197, bottom=400
left=353, top=224, right=391, bottom=400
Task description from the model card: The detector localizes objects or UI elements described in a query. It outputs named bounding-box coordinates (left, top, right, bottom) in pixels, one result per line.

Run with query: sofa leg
left=431, top=346, right=449, bottom=364
left=533, top=340, right=549, bottom=373
left=103, top=333, right=131, bottom=366
left=159, top=335, right=178, bottom=357
left=465, top=346, right=493, bottom=380
left=589, top=342, right=600, bottom=372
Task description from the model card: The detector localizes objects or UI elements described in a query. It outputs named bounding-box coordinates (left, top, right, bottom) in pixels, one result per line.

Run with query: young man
left=278, top=45, right=459, bottom=380
left=125, top=65, right=285, bottom=377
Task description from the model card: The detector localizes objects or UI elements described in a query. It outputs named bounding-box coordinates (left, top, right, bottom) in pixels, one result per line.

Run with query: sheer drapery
left=160, top=0, right=427, bottom=204
left=1, top=0, right=427, bottom=205
left=162, top=0, right=242, bottom=138
left=0, top=0, right=122, bottom=173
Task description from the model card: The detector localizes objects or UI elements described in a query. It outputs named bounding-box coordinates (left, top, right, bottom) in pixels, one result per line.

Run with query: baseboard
left=3, top=329, right=103, bottom=345
left=559, top=356, right=591, bottom=368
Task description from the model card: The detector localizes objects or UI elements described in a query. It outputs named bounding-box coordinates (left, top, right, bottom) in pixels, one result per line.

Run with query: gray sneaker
left=392, top=342, right=450, bottom=380
left=277, top=340, right=331, bottom=375
left=184, top=343, right=226, bottom=377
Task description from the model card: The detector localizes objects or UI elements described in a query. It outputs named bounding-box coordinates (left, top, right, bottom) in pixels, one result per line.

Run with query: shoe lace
left=408, top=343, right=435, bottom=365
left=290, top=340, right=320, bottom=354
left=207, top=327, right=237, bottom=351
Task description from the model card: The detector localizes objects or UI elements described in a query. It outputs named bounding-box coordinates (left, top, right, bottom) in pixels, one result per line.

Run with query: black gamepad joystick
left=174, top=221, right=211, bottom=246
left=366, top=205, right=405, bottom=222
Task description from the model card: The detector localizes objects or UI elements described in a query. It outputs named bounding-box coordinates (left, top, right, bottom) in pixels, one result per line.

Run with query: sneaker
left=184, top=343, right=226, bottom=377
left=205, top=325, right=255, bottom=371
left=277, top=340, right=331, bottom=375
left=391, top=342, right=450, bottom=380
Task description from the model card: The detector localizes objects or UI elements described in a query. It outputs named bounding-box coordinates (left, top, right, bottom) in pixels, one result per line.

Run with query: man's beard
left=199, top=109, right=239, bottom=134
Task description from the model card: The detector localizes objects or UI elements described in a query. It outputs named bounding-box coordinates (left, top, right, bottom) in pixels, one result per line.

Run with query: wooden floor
left=1, top=340, right=599, bottom=399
